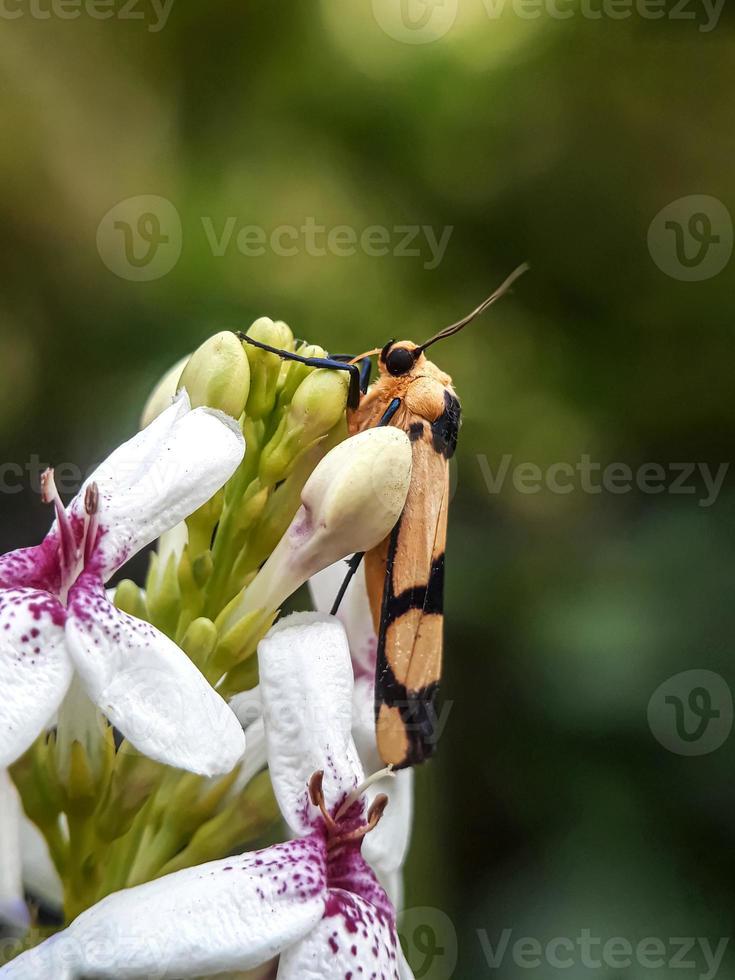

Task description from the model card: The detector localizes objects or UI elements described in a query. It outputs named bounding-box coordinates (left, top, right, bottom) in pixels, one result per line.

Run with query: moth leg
left=330, top=397, right=403, bottom=615
left=331, top=354, right=372, bottom=395
left=378, top=397, right=401, bottom=427
left=237, top=333, right=362, bottom=410
left=330, top=550, right=365, bottom=616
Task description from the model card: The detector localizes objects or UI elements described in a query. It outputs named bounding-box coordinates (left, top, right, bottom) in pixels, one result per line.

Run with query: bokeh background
left=2, top=2, right=735, bottom=976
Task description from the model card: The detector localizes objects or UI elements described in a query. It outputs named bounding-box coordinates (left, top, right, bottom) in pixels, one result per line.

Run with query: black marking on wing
left=377, top=670, right=440, bottom=769
left=383, top=554, right=444, bottom=626
left=375, top=518, right=444, bottom=768
left=408, top=421, right=425, bottom=442
left=431, top=390, right=461, bottom=459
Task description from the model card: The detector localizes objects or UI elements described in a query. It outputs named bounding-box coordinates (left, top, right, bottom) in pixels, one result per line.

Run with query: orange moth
left=241, top=264, right=527, bottom=769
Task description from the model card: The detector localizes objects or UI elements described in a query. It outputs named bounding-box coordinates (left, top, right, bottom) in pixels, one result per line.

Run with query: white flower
left=0, top=394, right=246, bottom=777
left=2, top=615, right=414, bottom=980
left=0, top=769, right=27, bottom=931
left=0, top=769, right=62, bottom=931
left=309, top=562, right=413, bottom=910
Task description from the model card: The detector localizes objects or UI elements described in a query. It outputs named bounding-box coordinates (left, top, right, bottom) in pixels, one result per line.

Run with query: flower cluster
left=0, top=322, right=417, bottom=979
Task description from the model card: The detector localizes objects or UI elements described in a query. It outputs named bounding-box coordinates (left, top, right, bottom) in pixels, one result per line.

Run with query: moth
left=240, top=264, right=526, bottom=769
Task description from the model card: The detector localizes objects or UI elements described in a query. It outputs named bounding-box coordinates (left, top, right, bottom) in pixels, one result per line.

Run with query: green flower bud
left=219, top=427, right=412, bottom=632
left=180, top=617, right=218, bottom=670
left=112, top=579, right=148, bottom=622
left=178, top=331, right=250, bottom=419
left=157, top=771, right=278, bottom=877
left=145, top=549, right=182, bottom=638
left=258, top=368, right=349, bottom=486
left=186, top=489, right=224, bottom=559
left=140, top=355, right=189, bottom=428
left=277, top=343, right=328, bottom=407
left=243, top=317, right=294, bottom=420
left=95, top=750, right=162, bottom=843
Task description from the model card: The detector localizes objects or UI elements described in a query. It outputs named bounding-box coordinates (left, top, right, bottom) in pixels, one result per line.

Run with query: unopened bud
left=140, top=355, right=189, bottom=428
left=243, top=317, right=294, bottom=420
left=278, top=343, right=328, bottom=407
left=178, top=331, right=250, bottom=419
left=219, top=427, right=412, bottom=631
left=258, top=368, right=349, bottom=486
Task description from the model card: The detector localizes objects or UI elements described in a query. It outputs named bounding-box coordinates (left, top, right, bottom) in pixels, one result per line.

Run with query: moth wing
left=368, top=417, right=450, bottom=769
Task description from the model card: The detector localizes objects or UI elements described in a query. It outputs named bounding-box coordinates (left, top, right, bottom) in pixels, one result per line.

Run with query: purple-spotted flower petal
left=0, top=590, right=71, bottom=768
left=1, top=839, right=326, bottom=979
left=1, top=617, right=414, bottom=980
left=0, top=394, right=246, bottom=773
left=277, top=890, right=399, bottom=980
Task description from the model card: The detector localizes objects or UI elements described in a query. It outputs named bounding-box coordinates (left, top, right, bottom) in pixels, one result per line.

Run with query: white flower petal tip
left=80, top=399, right=245, bottom=581
left=3, top=840, right=326, bottom=980
left=140, top=355, right=191, bottom=428
left=66, top=580, right=245, bottom=776
left=0, top=590, right=72, bottom=768
left=258, top=614, right=364, bottom=834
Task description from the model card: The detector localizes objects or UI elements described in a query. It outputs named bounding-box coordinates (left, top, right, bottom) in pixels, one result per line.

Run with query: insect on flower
left=240, top=265, right=528, bottom=770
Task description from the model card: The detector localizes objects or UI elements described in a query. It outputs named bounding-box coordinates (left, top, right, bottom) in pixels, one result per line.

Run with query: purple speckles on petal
left=0, top=588, right=66, bottom=630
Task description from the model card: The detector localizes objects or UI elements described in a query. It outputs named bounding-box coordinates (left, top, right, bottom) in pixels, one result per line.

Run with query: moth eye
left=385, top=346, right=416, bottom=377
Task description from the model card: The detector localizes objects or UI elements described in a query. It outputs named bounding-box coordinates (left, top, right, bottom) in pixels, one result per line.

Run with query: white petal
left=308, top=562, right=377, bottom=679
left=229, top=716, right=268, bottom=797
left=71, top=393, right=244, bottom=581
left=0, top=589, right=72, bottom=768
left=277, top=890, right=401, bottom=980
left=378, top=869, right=404, bottom=916
left=66, top=576, right=245, bottom=776
left=0, top=769, right=28, bottom=929
left=19, top=814, right=63, bottom=911
left=3, top=838, right=327, bottom=979
left=229, top=685, right=263, bottom=729
left=352, top=679, right=413, bottom=880
left=258, top=613, right=364, bottom=835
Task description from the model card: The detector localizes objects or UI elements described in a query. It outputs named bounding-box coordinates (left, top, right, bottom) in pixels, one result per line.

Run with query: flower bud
left=244, top=317, right=294, bottom=420
left=258, top=368, right=349, bottom=486
left=219, top=427, right=412, bottom=631
left=140, top=355, right=189, bottom=428
left=178, top=331, right=250, bottom=419
left=278, top=343, right=328, bottom=407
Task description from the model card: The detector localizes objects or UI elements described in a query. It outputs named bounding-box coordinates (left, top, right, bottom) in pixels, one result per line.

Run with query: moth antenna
left=418, top=262, right=529, bottom=353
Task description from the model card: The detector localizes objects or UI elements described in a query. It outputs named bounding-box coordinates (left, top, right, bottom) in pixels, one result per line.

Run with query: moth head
left=379, top=340, right=424, bottom=378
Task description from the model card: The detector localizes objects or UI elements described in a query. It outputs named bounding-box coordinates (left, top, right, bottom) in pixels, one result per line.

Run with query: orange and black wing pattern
left=366, top=389, right=460, bottom=768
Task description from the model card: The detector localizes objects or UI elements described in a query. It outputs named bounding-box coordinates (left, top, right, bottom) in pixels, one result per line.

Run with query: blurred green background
left=1, top=1, right=734, bottom=976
